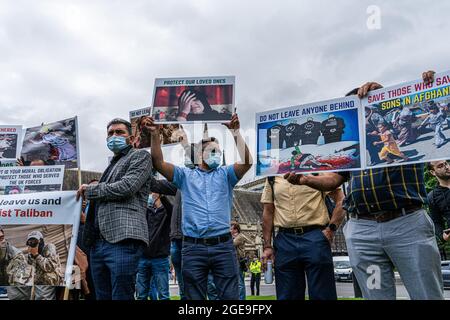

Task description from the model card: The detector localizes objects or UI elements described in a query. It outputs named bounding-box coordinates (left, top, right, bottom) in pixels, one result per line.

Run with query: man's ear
left=128, top=135, right=135, bottom=145
left=430, top=169, right=436, bottom=177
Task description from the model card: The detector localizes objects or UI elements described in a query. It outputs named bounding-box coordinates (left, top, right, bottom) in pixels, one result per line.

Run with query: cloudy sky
left=1, top=0, right=449, bottom=183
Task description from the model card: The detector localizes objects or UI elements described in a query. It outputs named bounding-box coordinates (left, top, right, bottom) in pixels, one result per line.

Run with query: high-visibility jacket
left=249, top=260, right=262, bottom=274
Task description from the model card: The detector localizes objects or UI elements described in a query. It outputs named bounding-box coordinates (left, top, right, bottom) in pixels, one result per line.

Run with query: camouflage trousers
left=6, top=286, right=56, bottom=300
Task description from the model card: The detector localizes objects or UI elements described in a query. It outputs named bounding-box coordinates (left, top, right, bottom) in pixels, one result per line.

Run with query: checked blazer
left=83, top=148, right=153, bottom=247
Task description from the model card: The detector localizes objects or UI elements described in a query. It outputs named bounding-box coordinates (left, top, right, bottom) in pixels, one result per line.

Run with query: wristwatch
left=327, top=223, right=337, bottom=232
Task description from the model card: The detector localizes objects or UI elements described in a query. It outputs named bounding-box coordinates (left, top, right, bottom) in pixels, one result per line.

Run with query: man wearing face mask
left=147, top=114, right=252, bottom=300
left=7, top=231, right=61, bottom=300
left=26, top=231, right=63, bottom=286
left=136, top=190, right=176, bottom=300
left=76, top=118, right=155, bottom=300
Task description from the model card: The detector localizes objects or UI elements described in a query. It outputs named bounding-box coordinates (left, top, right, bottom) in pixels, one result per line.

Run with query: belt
left=350, top=205, right=422, bottom=223
left=183, top=233, right=232, bottom=246
left=278, top=225, right=324, bottom=235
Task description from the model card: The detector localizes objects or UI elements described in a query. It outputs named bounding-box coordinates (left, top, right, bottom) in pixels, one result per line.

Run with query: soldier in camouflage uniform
left=0, top=226, right=33, bottom=287
left=25, top=231, right=63, bottom=286
left=7, top=231, right=61, bottom=300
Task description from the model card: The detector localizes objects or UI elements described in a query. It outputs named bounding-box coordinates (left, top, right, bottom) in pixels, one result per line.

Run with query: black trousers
left=250, top=273, right=261, bottom=296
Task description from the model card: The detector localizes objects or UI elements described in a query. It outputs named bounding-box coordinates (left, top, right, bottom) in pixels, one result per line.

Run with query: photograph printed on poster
left=0, top=224, right=72, bottom=287
left=21, top=117, right=79, bottom=169
left=256, top=96, right=363, bottom=176
left=363, top=70, right=450, bottom=168
left=0, top=126, right=22, bottom=160
left=0, top=191, right=81, bottom=287
left=151, top=76, right=234, bottom=123
left=130, top=107, right=184, bottom=148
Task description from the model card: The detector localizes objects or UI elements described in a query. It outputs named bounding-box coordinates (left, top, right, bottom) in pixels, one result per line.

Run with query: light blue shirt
left=172, top=165, right=239, bottom=238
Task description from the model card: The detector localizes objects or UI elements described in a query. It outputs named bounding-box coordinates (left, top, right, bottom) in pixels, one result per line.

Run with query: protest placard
left=0, top=125, right=22, bottom=160
left=21, top=117, right=80, bottom=169
left=362, top=70, right=450, bottom=168
left=151, top=76, right=235, bottom=123
left=129, top=107, right=184, bottom=148
left=0, top=165, right=64, bottom=195
left=0, top=159, right=17, bottom=168
left=256, top=95, right=364, bottom=176
left=0, top=191, right=81, bottom=287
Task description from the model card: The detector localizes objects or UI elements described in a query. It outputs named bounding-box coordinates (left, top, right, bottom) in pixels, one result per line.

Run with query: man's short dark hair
left=231, top=221, right=241, bottom=233
left=107, top=118, right=132, bottom=135
left=427, top=162, right=435, bottom=171
left=198, top=137, right=219, bottom=152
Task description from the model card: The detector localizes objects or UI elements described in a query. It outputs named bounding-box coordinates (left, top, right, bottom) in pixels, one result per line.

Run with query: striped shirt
left=338, top=164, right=427, bottom=214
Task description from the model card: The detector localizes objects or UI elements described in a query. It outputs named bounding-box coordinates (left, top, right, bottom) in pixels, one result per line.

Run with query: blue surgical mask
left=147, top=196, right=155, bottom=207
left=204, top=153, right=221, bottom=169
left=107, top=136, right=128, bottom=153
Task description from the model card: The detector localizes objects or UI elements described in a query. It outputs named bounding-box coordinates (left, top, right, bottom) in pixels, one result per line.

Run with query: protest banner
left=21, top=117, right=80, bottom=169
left=0, top=125, right=22, bottom=160
left=362, top=70, right=450, bottom=168
left=256, top=95, right=364, bottom=176
left=151, top=76, right=235, bottom=124
left=0, top=191, right=81, bottom=287
left=0, top=165, right=65, bottom=195
left=129, top=107, right=184, bottom=148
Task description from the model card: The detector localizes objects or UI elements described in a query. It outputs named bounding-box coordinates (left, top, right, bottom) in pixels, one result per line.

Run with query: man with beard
left=0, top=226, right=31, bottom=287
left=365, top=106, right=385, bottom=165
left=427, top=160, right=450, bottom=245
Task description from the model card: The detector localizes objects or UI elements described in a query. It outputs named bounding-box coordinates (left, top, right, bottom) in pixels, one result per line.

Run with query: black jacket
left=428, top=185, right=450, bottom=240
left=144, top=195, right=174, bottom=259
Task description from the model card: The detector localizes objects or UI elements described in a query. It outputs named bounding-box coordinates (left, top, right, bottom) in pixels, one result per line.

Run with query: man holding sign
left=147, top=113, right=252, bottom=300
left=285, top=71, right=444, bottom=300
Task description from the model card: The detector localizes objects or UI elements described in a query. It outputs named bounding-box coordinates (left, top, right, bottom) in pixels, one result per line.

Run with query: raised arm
left=146, top=117, right=175, bottom=181
left=223, top=114, right=253, bottom=179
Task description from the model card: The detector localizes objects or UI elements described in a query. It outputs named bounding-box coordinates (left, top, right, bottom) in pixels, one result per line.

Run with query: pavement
left=168, top=277, right=450, bottom=300
left=1, top=280, right=450, bottom=300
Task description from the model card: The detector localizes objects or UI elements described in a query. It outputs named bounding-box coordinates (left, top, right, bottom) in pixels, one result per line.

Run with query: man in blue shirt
left=147, top=113, right=252, bottom=300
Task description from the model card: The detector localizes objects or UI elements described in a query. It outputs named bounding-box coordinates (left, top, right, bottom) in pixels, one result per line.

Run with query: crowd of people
left=2, top=70, right=450, bottom=301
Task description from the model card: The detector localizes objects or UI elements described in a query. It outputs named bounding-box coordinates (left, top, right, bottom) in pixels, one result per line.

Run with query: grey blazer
left=84, top=148, right=153, bottom=246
